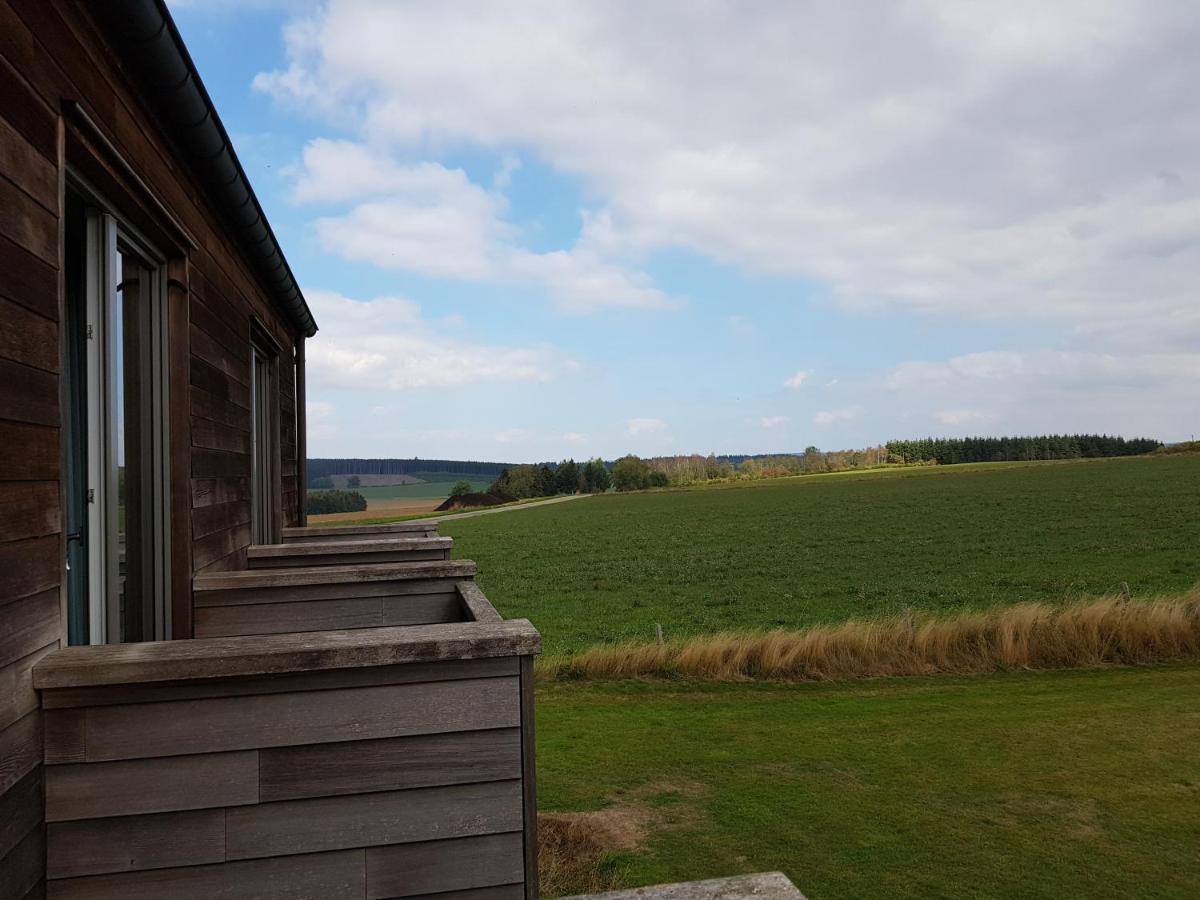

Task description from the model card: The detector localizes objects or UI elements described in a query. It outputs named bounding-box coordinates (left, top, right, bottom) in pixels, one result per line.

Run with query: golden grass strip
left=538, top=592, right=1200, bottom=682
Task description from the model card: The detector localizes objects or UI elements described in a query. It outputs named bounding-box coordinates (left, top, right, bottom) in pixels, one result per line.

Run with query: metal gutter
left=93, top=0, right=317, bottom=337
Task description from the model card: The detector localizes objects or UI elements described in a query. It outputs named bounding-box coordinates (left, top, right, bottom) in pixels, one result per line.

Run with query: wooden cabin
left=0, top=1, right=539, bottom=897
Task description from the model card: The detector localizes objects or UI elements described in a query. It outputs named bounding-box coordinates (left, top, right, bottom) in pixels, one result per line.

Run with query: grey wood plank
left=34, top=620, right=540, bottom=690
left=379, top=595, right=464, bottom=627
left=42, top=657, right=518, bottom=709
left=195, top=597, right=384, bottom=638
left=45, top=849, right=367, bottom=900
left=0, top=589, right=59, bottom=670
left=519, top=656, right=539, bottom=900
left=81, top=676, right=521, bottom=761
left=260, top=727, right=521, bottom=802
left=194, top=593, right=462, bottom=639
left=0, top=712, right=40, bottom=796
left=0, top=642, right=56, bottom=732
left=47, top=809, right=225, bottom=879
left=0, top=766, right=41, bottom=861
left=226, top=779, right=522, bottom=859
left=366, top=831, right=524, bottom=899
left=248, top=549, right=449, bottom=569
left=283, top=522, right=438, bottom=541
left=195, top=577, right=460, bottom=608
left=45, top=751, right=258, bottom=822
left=403, top=887, right=523, bottom=900
left=192, top=560, right=476, bottom=592
left=248, top=537, right=451, bottom=557
left=41, top=710, right=83, bottom=764
left=0, top=824, right=44, bottom=900
left=456, top=582, right=502, bottom=624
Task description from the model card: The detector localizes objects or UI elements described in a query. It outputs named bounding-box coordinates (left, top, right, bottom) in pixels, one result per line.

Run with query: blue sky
left=172, top=1, right=1199, bottom=461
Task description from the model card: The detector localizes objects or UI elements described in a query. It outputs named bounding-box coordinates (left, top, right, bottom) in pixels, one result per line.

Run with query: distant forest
left=886, top=434, right=1160, bottom=465
left=307, top=458, right=514, bottom=482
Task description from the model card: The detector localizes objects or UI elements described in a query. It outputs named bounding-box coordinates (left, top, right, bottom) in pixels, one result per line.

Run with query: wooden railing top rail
left=33, top=618, right=541, bottom=690
left=193, top=560, right=477, bottom=591
left=282, top=522, right=438, bottom=538
left=248, top=537, right=452, bottom=557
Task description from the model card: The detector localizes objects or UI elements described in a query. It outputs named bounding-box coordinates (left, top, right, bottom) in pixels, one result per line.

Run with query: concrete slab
left=562, top=871, right=805, bottom=900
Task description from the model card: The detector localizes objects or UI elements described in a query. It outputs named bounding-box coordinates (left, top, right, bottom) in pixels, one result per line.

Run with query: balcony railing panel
left=34, top=612, right=539, bottom=899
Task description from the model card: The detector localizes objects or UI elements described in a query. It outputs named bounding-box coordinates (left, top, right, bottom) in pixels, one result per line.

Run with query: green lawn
left=442, top=456, right=1200, bottom=654
left=537, top=664, right=1200, bottom=898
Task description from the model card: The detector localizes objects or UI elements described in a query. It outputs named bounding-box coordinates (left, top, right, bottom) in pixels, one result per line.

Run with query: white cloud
left=934, top=410, right=996, bottom=426
left=627, top=417, right=668, bottom=435
left=562, top=432, right=588, bottom=444
left=760, top=416, right=787, bottom=429
left=814, top=408, right=857, bottom=426
left=304, top=290, right=567, bottom=390
left=257, top=1, right=1200, bottom=349
left=886, top=349, right=1200, bottom=437
left=288, top=139, right=675, bottom=312
left=784, top=371, right=810, bottom=390
left=494, top=428, right=531, bottom=444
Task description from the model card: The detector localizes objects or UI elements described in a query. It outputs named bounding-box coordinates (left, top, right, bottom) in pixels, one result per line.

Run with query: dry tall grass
left=539, top=592, right=1200, bottom=682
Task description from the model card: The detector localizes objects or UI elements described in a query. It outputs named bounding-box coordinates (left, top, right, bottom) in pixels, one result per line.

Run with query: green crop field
left=309, top=476, right=493, bottom=501
left=537, top=664, right=1200, bottom=898
left=435, top=455, right=1200, bottom=897
left=349, top=479, right=492, bottom=501
left=442, top=455, right=1200, bottom=655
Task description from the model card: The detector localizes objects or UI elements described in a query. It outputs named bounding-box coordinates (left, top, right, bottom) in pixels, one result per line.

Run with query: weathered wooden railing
left=247, top=536, right=452, bottom=569
left=282, top=521, right=440, bottom=543
left=192, top=560, right=479, bottom=638
left=33, top=591, right=539, bottom=899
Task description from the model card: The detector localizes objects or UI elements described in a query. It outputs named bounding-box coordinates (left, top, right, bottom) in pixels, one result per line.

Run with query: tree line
left=308, top=457, right=512, bottom=481
left=489, top=458, right=613, bottom=500
left=885, top=434, right=1160, bottom=465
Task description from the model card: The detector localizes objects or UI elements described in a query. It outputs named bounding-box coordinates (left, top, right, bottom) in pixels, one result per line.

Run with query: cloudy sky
left=172, top=0, right=1200, bottom=461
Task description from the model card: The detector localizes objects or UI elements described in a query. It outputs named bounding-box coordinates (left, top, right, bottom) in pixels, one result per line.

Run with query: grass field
left=310, top=477, right=493, bottom=501
left=442, top=456, right=1200, bottom=655
left=537, top=664, right=1200, bottom=898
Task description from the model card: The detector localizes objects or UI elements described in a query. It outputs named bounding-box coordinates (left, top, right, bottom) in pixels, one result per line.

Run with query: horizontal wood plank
left=193, top=560, right=476, bottom=591
left=260, top=727, right=521, bottom=802
left=35, top=620, right=539, bottom=690
left=195, top=577, right=461, bottom=608
left=0, top=168, right=56, bottom=265
left=282, top=522, right=440, bottom=541
left=0, top=421, right=58, bottom=480
left=0, top=822, right=44, bottom=900
left=45, top=751, right=258, bottom=822
left=47, top=809, right=225, bottom=879
left=42, top=709, right=83, bottom=765
left=190, top=477, right=250, bottom=509
left=42, top=656, right=518, bottom=709
left=0, top=296, right=57, bottom=373
left=366, top=831, right=524, bottom=899
left=0, top=766, right=41, bottom=861
left=0, top=482, right=60, bottom=544
left=0, top=231, right=56, bottom=321
left=193, top=593, right=463, bottom=638
left=0, top=589, right=59, bottom=669
left=0, top=356, right=58, bottom=427
left=226, top=779, right=522, bottom=859
left=79, top=676, right=521, bottom=760
left=0, top=643, right=56, bottom=733
left=0, top=710, right=41, bottom=793
left=45, top=848, right=366, bottom=900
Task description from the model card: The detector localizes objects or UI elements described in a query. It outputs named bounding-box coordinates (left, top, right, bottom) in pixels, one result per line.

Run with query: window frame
left=249, top=324, right=282, bottom=546
left=70, top=173, right=173, bottom=644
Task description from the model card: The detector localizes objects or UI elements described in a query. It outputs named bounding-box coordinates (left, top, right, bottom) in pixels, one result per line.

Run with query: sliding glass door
left=65, top=191, right=170, bottom=644
left=250, top=341, right=277, bottom=545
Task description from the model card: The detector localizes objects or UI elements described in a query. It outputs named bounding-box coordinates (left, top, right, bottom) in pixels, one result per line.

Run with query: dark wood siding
left=0, top=0, right=307, bottom=892
left=39, top=657, right=533, bottom=898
